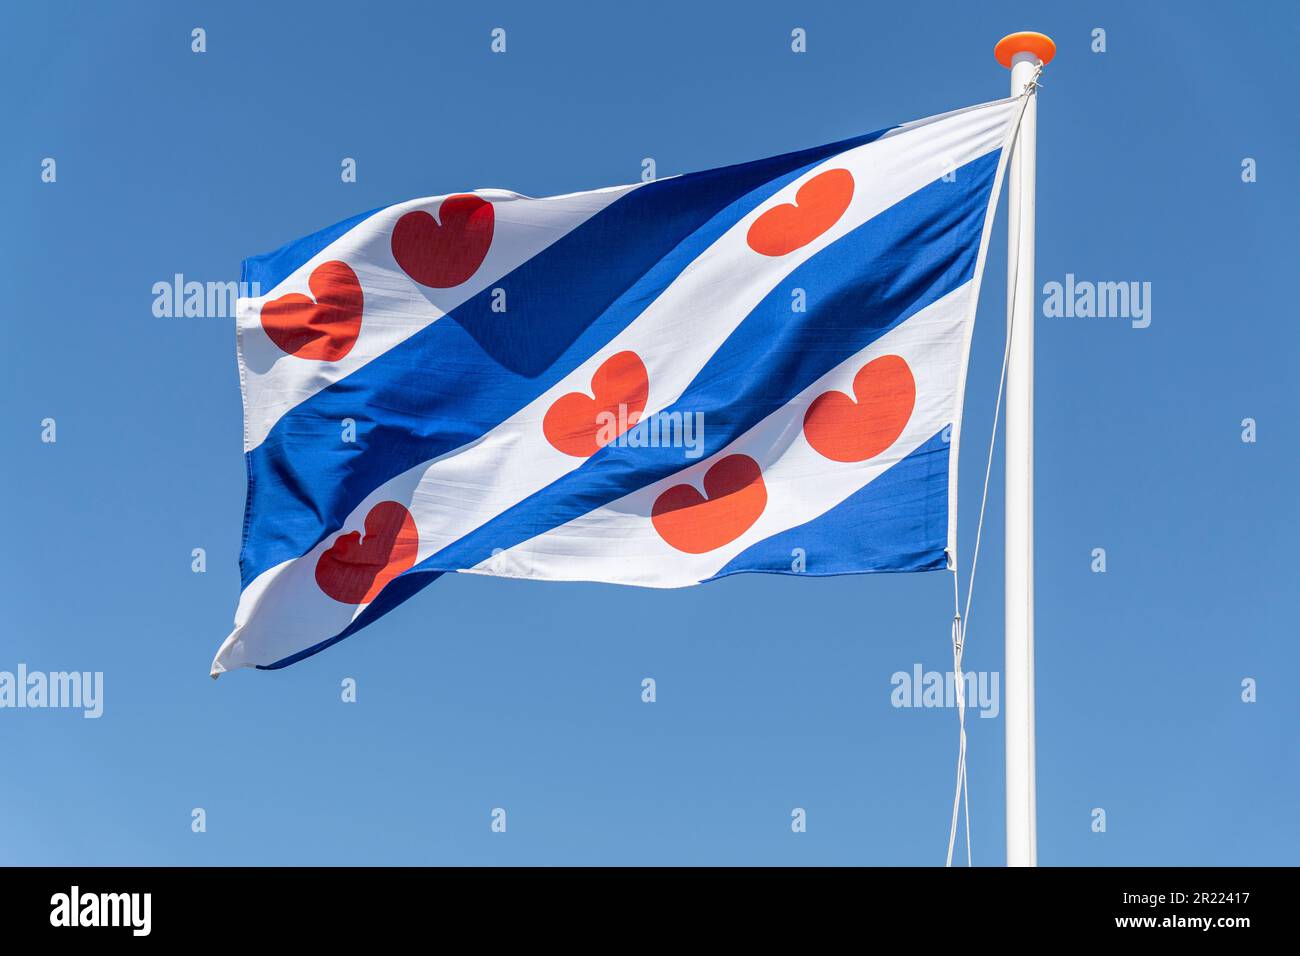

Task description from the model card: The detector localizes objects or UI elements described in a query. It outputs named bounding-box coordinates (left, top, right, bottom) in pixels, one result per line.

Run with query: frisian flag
left=211, top=96, right=1020, bottom=675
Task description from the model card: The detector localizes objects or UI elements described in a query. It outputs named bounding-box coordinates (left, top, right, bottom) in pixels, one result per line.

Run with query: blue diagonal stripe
left=244, top=205, right=387, bottom=293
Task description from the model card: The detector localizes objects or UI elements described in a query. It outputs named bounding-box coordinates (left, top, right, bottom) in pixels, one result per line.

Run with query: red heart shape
left=651, top=455, right=767, bottom=554
left=260, top=260, right=364, bottom=361
left=543, top=351, right=649, bottom=458
left=315, top=501, right=419, bottom=605
left=746, top=168, right=854, bottom=257
left=803, top=355, right=916, bottom=463
left=391, top=194, right=494, bottom=288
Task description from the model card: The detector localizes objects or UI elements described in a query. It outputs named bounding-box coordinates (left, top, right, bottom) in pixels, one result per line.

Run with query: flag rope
left=945, top=69, right=1042, bottom=867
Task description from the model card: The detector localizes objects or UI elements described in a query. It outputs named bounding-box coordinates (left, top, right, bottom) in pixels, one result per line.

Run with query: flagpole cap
left=995, top=32, right=1056, bottom=68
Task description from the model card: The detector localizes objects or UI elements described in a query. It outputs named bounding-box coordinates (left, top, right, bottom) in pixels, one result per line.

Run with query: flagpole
left=996, top=31, right=1054, bottom=868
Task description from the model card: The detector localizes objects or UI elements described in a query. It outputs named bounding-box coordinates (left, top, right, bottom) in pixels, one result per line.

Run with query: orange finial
left=995, top=32, right=1056, bottom=68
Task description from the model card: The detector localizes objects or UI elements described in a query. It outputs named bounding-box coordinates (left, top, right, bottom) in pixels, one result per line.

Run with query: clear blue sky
left=1, top=0, right=1295, bottom=865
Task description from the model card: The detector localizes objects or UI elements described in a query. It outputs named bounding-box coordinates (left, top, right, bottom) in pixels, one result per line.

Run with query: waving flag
left=211, top=96, right=1020, bottom=675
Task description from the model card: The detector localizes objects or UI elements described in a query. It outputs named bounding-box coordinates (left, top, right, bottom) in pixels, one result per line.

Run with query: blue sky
left=1, top=0, right=1296, bottom=865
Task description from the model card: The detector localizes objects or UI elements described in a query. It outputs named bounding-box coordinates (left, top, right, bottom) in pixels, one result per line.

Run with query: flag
left=212, top=96, right=1020, bottom=675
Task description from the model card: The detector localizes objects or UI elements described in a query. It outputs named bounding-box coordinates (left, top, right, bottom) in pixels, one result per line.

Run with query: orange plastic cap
left=995, top=32, right=1056, bottom=68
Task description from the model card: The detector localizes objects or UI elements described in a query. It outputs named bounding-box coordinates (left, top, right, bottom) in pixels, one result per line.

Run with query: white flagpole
left=996, top=31, right=1054, bottom=868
